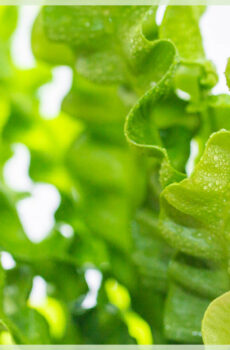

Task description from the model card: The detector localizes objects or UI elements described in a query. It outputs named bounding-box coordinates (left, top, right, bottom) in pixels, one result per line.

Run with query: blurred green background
left=0, top=6, right=157, bottom=345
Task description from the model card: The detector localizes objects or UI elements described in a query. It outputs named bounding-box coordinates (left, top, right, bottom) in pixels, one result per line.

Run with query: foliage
left=202, top=291, right=230, bottom=344
left=0, top=4, right=229, bottom=345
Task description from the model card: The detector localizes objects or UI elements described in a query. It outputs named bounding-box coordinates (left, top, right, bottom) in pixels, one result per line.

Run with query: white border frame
left=1, top=0, right=230, bottom=5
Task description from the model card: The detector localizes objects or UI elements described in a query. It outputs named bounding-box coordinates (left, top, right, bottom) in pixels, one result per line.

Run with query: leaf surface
left=202, top=291, right=230, bottom=344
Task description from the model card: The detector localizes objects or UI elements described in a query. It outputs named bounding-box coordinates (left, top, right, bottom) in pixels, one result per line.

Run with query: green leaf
left=62, top=75, right=129, bottom=125
left=79, top=191, right=133, bottom=252
left=164, top=284, right=210, bottom=343
left=207, top=94, right=230, bottom=131
left=125, top=70, right=199, bottom=187
left=160, top=6, right=217, bottom=101
left=133, top=208, right=173, bottom=293
left=169, top=253, right=230, bottom=299
left=160, top=129, right=230, bottom=262
left=202, top=291, right=230, bottom=344
left=160, top=6, right=205, bottom=62
left=31, top=12, right=75, bottom=66
left=40, top=6, right=176, bottom=90
left=0, top=4, right=228, bottom=346
left=67, top=133, right=144, bottom=196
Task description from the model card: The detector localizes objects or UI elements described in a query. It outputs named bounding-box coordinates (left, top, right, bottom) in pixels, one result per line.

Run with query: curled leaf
left=41, top=6, right=161, bottom=88
left=160, top=129, right=230, bottom=262
left=124, top=42, right=199, bottom=187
